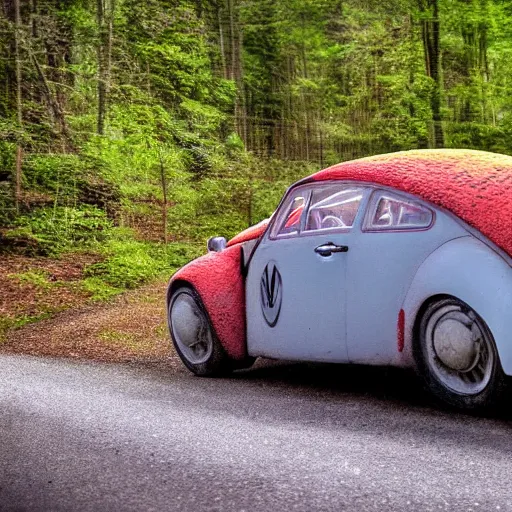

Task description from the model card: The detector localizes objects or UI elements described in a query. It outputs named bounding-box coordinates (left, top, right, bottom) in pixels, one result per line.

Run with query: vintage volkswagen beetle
left=167, top=149, right=512, bottom=410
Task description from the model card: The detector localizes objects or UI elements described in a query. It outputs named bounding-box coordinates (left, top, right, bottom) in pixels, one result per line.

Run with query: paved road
left=1, top=355, right=512, bottom=512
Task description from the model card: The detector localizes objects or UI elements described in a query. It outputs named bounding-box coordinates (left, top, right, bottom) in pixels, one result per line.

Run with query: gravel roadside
left=0, top=278, right=179, bottom=368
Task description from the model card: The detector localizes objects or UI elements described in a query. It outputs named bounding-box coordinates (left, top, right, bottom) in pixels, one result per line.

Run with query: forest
left=1, top=0, right=512, bottom=329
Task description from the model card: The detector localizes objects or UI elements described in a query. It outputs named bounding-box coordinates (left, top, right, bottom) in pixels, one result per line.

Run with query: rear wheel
left=168, top=285, right=233, bottom=376
left=414, top=297, right=506, bottom=410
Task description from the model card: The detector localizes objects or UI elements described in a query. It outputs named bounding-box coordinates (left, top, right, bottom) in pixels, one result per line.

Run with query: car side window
left=270, top=191, right=309, bottom=239
left=364, top=191, right=433, bottom=231
left=303, top=185, right=365, bottom=233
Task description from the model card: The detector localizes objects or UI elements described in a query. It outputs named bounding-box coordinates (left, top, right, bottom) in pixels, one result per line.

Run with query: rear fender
left=402, top=236, right=512, bottom=375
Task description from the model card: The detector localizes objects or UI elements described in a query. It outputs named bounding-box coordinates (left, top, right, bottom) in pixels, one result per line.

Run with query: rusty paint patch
left=397, top=309, right=405, bottom=353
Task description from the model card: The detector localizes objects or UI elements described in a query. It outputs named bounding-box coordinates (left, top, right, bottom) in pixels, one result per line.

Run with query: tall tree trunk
left=419, top=0, right=444, bottom=148
left=30, top=50, right=72, bottom=143
left=319, top=121, right=324, bottom=168
left=227, top=0, right=240, bottom=132
left=225, top=0, right=245, bottom=142
left=0, top=1, right=12, bottom=120
left=217, top=4, right=227, bottom=79
left=228, top=0, right=236, bottom=81
left=430, top=0, right=444, bottom=147
left=300, top=12, right=311, bottom=160
left=30, top=0, right=37, bottom=36
left=478, top=0, right=490, bottom=123
left=460, top=0, right=476, bottom=123
left=97, top=0, right=105, bottom=134
left=97, top=0, right=114, bottom=135
left=159, top=153, right=168, bottom=244
left=14, top=0, right=22, bottom=212
left=238, top=28, right=247, bottom=145
left=195, top=0, right=202, bottom=18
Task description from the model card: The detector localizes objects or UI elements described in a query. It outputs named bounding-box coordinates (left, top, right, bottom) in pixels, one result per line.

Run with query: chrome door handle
left=314, top=243, right=349, bottom=257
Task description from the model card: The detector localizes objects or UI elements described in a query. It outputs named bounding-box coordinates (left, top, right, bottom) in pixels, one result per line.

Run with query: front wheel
left=414, top=297, right=506, bottom=410
left=168, top=285, right=233, bottom=376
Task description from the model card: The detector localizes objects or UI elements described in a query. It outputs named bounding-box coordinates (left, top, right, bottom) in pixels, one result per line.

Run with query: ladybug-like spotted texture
left=170, top=245, right=247, bottom=360
left=227, top=220, right=269, bottom=247
left=171, top=149, right=512, bottom=362
left=309, top=149, right=512, bottom=257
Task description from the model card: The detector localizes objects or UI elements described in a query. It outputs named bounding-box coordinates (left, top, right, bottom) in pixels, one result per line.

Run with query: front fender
left=168, top=245, right=247, bottom=360
left=402, top=236, right=512, bottom=375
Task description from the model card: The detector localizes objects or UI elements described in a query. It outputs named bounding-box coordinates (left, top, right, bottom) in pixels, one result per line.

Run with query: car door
left=345, top=189, right=469, bottom=365
left=246, top=183, right=368, bottom=362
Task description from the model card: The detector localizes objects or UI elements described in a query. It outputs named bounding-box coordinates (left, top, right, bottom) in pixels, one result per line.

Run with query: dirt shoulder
left=0, top=278, right=180, bottom=368
left=0, top=253, right=100, bottom=322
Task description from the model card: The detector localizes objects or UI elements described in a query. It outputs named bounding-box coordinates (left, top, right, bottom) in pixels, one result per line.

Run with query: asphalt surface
left=1, top=355, right=512, bottom=511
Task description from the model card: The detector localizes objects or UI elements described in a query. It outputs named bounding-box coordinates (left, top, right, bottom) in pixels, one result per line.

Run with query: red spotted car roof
left=229, top=149, right=512, bottom=257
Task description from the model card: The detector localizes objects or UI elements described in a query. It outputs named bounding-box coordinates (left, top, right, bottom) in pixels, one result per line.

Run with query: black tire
left=232, top=356, right=257, bottom=371
left=168, top=285, right=233, bottom=377
left=413, top=296, right=506, bottom=410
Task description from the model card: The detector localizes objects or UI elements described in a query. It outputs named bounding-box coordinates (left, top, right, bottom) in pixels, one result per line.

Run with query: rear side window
left=364, top=192, right=433, bottom=231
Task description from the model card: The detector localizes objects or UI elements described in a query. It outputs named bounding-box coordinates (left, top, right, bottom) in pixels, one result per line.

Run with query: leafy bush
left=445, top=121, right=512, bottom=154
left=23, top=154, right=87, bottom=197
left=0, top=184, right=15, bottom=225
left=225, top=133, right=245, bottom=154
left=85, top=240, right=164, bottom=289
left=8, top=205, right=112, bottom=255
left=84, top=235, right=201, bottom=290
left=81, top=277, right=122, bottom=302
left=250, top=180, right=288, bottom=221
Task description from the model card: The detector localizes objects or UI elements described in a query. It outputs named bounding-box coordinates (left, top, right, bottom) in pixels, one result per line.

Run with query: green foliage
left=0, top=313, right=52, bottom=342
left=81, top=277, right=122, bottom=301
left=445, top=121, right=512, bottom=153
left=23, top=154, right=87, bottom=197
left=9, top=269, right=52, bottom=289
left=85, top=240, right=165, bottom=289
left=9, top=206, right=112, bottom=255
left=84, top=232, right=202, bottom=291
left=250, top=180, right=288, bottom=221
left=225, top=133, right=245, bottom=155
left=4, top=0, right=512, bottom=323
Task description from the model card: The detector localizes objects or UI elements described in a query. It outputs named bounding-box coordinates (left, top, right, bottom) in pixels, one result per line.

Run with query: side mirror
left=207, top=236, right=227, bottom=253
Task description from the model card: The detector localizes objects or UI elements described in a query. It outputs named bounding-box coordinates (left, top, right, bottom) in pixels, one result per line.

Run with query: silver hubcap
left=425, top=303, right=494, bottom=395
left=169, top=291, right=213, bottom=365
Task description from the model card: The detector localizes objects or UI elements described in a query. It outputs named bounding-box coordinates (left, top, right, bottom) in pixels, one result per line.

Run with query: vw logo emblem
left=260, top=261, right=282, bottom=327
